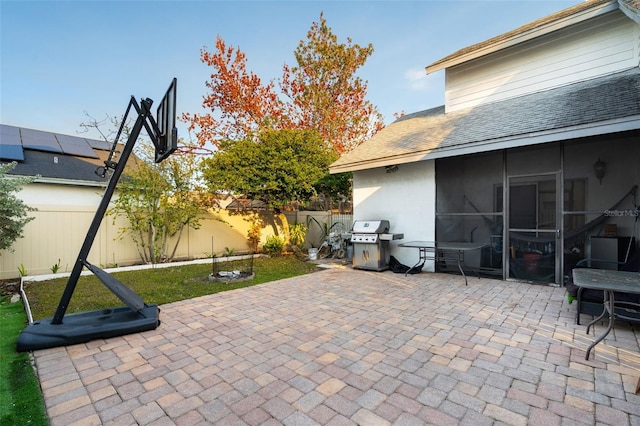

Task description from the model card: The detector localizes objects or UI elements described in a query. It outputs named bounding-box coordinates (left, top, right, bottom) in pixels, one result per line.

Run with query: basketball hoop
left=154, top=78, right=178, bottom=163
left=174, top=145, right=214, bottom=156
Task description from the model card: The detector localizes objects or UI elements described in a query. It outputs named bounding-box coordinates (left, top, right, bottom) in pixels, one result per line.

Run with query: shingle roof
left=8, top=149, right=114, bottom=183
left=0, top=124, right=120, bottom=184
left=330, top=68, right=640, bottom=173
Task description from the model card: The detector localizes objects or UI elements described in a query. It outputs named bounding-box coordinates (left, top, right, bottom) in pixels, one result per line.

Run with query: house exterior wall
left=0, top=183, right=276, bottom=279
left=445, top=10, right=640, bottom=112
left=352, top=161, right=436, bottom=270
left=337, top=3, right=638, bottom=283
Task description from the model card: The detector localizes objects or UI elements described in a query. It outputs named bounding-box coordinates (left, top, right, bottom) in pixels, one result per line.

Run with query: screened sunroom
left=435, top=131, right=639, bottom=285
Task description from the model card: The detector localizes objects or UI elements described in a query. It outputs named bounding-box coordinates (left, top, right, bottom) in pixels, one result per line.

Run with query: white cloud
left=404, top=67, right=433, bottom=91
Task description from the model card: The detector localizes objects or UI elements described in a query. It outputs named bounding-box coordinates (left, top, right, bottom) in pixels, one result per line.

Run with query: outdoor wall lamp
left=385, top=165, right=399, bottom=173
left=593, top=158, right=606, bottom=184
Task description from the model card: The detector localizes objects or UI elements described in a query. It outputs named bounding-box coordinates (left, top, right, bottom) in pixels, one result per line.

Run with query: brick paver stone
left=29, top=268, right=640, bottom=425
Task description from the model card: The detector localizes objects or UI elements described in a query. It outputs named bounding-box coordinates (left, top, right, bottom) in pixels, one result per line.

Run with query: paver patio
left=32, top=267, right=640, bottom=425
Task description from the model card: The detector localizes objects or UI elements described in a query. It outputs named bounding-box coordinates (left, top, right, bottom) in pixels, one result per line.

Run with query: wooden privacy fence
left=0, top=207, right=278, bottom=280
left=1, top=206, right=352, bottom=280
left=284, top=211, right=353, bottom=249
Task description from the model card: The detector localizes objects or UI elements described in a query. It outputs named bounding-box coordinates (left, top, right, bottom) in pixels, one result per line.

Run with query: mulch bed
left=0, top=279, right=20, bottom=297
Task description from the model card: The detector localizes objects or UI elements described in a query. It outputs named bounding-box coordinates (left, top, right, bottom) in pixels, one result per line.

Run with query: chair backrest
left=620, top=253, right=640, bottom=272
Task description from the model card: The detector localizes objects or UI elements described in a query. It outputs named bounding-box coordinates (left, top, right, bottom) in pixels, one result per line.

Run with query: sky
left=1, top=0, right=579, bottom=143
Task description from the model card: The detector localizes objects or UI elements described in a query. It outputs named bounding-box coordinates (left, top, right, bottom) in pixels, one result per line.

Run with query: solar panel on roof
left=20, top=128, right=62, bottom=153
left=56, top=134, right=99, bottom=158
left=86, top=138, right=113, bottom=151
left=1, top=124, right=21, bottom=138
left=0, top=144, right=25, bottom=161
left=0, top=125, right=25, bottom=161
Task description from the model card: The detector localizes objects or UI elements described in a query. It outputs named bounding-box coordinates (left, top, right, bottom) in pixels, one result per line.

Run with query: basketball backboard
left=155, top=78, right=178, bottom=163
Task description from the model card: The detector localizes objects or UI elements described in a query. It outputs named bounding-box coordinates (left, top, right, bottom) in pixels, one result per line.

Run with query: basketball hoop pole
left=51, top=96, right=154, bottom=324
left=16, top=79, right=179, bottom=352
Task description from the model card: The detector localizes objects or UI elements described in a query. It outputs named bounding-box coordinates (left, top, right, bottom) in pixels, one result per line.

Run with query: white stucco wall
left=352, top=160, right=436, bottom=270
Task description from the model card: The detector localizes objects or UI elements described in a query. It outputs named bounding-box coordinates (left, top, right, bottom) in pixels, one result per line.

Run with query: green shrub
left=289, top=222, right=308, bottom=248
left=263, top=235, right=285, bottom=256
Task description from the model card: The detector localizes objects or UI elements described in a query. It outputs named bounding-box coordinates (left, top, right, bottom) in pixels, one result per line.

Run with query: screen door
left=507, top=173, right=561, bottom=283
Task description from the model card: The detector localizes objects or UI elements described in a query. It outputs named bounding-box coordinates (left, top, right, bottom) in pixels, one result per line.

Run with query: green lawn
left=25, top=256, right=319, bottom=320
left=0, top=297, right=48, bottom=426
left=5, top=255, right=319, bottom=424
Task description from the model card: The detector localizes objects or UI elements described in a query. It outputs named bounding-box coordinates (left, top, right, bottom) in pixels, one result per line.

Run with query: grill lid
left=352, top=220, right=390, bottom=234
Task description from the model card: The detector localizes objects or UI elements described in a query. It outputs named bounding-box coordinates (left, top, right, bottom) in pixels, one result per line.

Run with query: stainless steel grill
left=351, top=220, right=403, bottom=271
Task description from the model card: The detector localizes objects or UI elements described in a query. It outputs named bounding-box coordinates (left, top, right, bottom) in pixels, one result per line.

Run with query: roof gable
left=426, top=0, right=619, bottom=74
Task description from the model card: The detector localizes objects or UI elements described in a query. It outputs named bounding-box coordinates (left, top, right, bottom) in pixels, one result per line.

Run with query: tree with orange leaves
left=183, top=14, right=383, bottom=156
left=281, top=13, right=383, bottom=155
left=184, top=36, right=289, bottom=145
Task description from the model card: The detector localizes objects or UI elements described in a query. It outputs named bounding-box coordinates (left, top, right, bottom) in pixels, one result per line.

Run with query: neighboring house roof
left=330, top=68, right=640, bottom=173
left=226, top=197, right=267, bottom=210
left=619, top=0, right=640, bottom=24
left=427, top=0, right=618, bottom=73
left=0, top=124, right=119, bottom=186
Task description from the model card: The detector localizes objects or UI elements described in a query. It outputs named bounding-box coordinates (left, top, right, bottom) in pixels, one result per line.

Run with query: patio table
left=398, top=241, right=487, bottom=285
left=573, top=268, right=640, bottom=360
